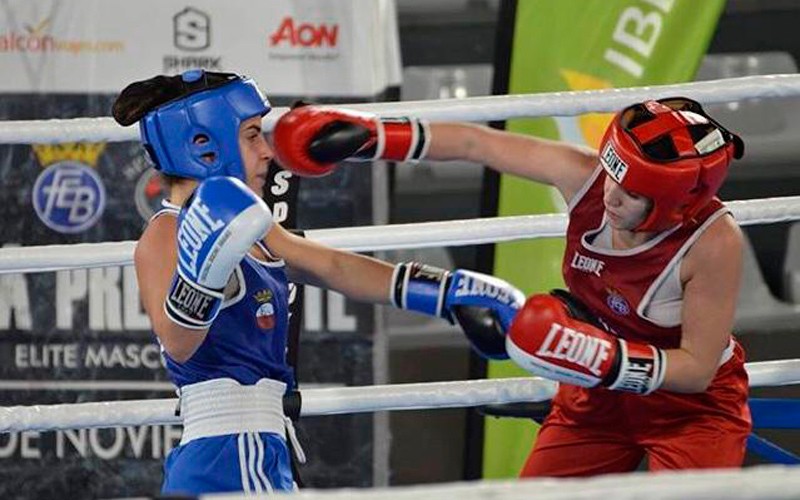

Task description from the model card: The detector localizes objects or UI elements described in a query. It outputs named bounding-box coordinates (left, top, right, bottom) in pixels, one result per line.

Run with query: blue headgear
left=139, top=70, right=270, bottom=181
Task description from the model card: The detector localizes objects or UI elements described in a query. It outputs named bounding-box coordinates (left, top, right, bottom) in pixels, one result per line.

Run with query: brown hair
left=111, top=71, right=239, bottom=126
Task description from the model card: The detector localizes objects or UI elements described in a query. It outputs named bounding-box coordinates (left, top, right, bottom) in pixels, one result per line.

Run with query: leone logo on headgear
left=600, top=143, right=628, bottom=183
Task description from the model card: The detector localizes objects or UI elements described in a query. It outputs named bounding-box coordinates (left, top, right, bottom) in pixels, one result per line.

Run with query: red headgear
left=599, top=97, right=744, bottom=232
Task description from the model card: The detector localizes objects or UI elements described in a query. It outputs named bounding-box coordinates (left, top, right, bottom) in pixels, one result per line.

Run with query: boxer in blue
left=111, top=70, right=525, bottom=495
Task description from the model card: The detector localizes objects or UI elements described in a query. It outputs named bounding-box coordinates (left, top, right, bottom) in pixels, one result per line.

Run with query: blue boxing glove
left=390, top=262, right=525, bottom=359
left=165, top=176, right=273, bottom=329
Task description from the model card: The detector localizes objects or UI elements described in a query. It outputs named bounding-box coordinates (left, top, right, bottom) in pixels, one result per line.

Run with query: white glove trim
left=506, top=335, right=602, bottom=387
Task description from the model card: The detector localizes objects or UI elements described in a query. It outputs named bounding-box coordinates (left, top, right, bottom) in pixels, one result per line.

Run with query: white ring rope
left=4, top=195, right=800, bottom=272
left=1, top=196, right=799, bottom=274
left=1, top=359, right=798, bottom=434
left=0, top=74, right=798, bottom=144
left=0, top=378, right=557, bottom=433
left=210, top=465, right=800, bottom=500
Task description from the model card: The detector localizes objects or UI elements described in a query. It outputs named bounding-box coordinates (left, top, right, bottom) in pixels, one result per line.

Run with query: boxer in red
left=272, top=97, right=751, bottom=476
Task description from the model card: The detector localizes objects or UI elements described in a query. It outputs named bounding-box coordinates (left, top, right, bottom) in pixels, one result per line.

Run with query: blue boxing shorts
left=163, top=378, right=298, bottom=495
left=162, top=431, right=294, bottom=495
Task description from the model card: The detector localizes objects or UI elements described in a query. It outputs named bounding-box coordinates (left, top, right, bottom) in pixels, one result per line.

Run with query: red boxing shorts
left=521, top=343, right=751, bottom=477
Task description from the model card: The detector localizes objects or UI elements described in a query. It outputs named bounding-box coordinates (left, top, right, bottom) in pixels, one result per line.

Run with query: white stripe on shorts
left=238, top=433, right=251, bottom=494
left=254, top=432, right=274, bottom=494
left=247, top=432, right=264, bottom=494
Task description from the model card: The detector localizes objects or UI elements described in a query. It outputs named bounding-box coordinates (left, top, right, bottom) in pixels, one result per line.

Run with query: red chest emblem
left=254, top=289, right=276, bottom=330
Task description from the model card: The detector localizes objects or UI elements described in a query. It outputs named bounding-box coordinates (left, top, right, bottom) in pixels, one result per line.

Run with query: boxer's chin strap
left=284, top=416, right=307, bottom=464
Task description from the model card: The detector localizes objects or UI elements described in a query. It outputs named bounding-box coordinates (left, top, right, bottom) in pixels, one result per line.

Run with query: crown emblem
left=32, top=142, right=106, bottom=167
left=254, top=289, right=273, bottom=304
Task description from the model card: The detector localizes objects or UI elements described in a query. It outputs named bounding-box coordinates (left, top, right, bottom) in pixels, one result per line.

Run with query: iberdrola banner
left=482, top=0, right=726, bottom=479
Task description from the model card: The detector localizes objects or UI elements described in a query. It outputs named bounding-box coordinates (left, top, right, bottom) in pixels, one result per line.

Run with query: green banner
left=483, top=0, right=725, bottom=479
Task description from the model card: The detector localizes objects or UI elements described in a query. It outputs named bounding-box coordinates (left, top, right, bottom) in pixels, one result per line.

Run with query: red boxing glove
left=506, top=291, right=666, bottom=395
left=272, top=106, right=430, bottom=177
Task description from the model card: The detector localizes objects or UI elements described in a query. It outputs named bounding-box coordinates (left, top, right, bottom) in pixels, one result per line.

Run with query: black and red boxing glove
left=506, top=290, right=666, bottom=395
left=272, top=106, right=430, bottom=177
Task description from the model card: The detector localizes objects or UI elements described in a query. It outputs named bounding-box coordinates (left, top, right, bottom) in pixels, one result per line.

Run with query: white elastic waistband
left=179, top=378, right=286, bottom=446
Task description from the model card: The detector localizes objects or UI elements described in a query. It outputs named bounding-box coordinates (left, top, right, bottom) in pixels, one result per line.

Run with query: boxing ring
left=2, top=74, right=800, bottom=498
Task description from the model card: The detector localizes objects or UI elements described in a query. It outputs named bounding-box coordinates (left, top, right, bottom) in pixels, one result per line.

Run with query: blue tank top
left=153, top=203, right=294, bottom=389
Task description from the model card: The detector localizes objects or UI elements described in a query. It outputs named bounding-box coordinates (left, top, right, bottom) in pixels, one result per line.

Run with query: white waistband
left=179, top=378, right=287, bottom=446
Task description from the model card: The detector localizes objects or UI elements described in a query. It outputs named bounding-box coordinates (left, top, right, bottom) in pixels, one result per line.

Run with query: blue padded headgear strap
left=139, top=70, right=270, bottom=181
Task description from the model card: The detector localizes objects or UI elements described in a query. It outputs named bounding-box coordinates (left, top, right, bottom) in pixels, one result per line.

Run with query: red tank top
left=563, top=167, right=726, bottom=350
left=548, top=167, right=750, bottom=437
